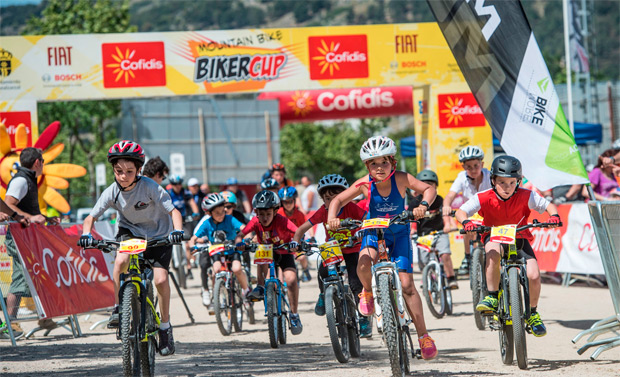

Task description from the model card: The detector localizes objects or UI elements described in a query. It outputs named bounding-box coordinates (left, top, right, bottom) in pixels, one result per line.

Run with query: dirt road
left=2, top=270, right=619, bottom=376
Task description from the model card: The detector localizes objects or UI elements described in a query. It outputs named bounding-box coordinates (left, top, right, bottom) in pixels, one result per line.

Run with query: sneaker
left=38, top=318, right=58, bottom=330
left=314, top=293, right=325, bottom=316
left=418, top=333, right=438, bottom=360
left=358, top=289, right=375, bottom=316
left=301, top=269, right=311, bottom=282
left=290, top=313, right=303, bottom=335
left=1, top=322, right=24, bottom=339
left=201, top=289, right=211, bottom=307
left=247, top=285, right=265, bottom=301
left=359, top=316, right=373, bottom=338
left=187, top=268, right=194, bottom=280
left=158, top=326, right=175, bottom=356
left=107, top=307, right=120, bottom=328
left=526, top=312, right=547, bottom=337
left=476, top=295, right=499, bottom=312
left=447, top=277, right=459, bottom=290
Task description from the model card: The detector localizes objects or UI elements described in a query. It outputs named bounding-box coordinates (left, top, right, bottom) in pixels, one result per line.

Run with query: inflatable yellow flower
left=0, top=121, right=86, bottom=214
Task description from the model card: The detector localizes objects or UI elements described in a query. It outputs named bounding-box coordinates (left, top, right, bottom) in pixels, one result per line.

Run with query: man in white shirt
left=300, top=176, right=321, bottom=215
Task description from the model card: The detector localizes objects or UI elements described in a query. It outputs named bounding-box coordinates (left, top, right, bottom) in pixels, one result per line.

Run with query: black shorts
left=211, top=252, right=241, bottom=265
left=116, top=227, right=173, bottom=270
left=484, top=236, right=537, bottom=261
left=275, top=253, right=296, bottom=271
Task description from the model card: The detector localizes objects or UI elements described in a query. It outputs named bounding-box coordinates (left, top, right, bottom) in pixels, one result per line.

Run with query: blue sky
left=0, top=0, right=42, bottom=7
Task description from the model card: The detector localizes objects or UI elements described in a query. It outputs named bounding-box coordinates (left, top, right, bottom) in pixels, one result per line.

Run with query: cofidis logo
left=102, top=42, right=166, bottom=88
left=308, top=35, right=368, bottom=80
left=438, top=93, right=485, bottom=129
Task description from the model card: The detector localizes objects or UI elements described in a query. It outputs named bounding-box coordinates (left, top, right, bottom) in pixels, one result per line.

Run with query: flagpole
left=563, top=0, right=575, bottom=135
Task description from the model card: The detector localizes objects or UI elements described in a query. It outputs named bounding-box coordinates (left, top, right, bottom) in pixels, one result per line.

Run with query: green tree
left=23, top=0, right=135, bottom=208
left=280, top=118, right=388, bottom=183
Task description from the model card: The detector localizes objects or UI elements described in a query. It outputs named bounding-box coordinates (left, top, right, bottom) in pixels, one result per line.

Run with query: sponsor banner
left=0, top=23, right=461, bottom=102
left=9, top=223, right=114, bottom=318
left=568, top=0, right=589, bottom=73
left=428, top=1, right=589, bottom=191
left=258, top=86, right=413, bottom=124
left=528, top=203, right=604, bottom=274
left=0, top=110, right=32, bottom=146
left=437, top=92, right=485, bottom=129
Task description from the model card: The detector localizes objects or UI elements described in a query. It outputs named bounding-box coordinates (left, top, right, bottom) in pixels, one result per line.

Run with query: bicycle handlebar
left=458, top=219, right=563, bottom=235
left=88, top=237, right=172, bottom=253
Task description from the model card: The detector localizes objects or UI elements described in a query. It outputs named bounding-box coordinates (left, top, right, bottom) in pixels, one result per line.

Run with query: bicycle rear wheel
left=509, top=267, right=528, bottom=369
left=345, top=287, right=361, bottom=358
left=444, top=279, right=453, bottom=316
left=244, top=269, right=256, bottom=325
left=266, top=282, right=279, bottom=348
left=232, top=279, right=244, bottom=333
left=325, top=285, right=350, bottom=363
left=278, top=313, right=287, bottom=345
left=377, top=274, right=405, bottom=377
left=140, top=284, right=156, bottom=377
left=422, top=263, right=445, bottom=319
left=120, top=283, right=141, bottom=377
left=498, top=289, right=514, bottom=365
left=214, top=277, right=232, bottom=336
left=471, top=247, right=487, bottom=330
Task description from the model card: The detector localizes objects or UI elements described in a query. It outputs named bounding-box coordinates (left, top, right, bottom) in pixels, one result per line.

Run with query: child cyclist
left=190, top=193, right=250, bottom=299
left=237, top=190, right=303, bottom=335
left=455, top=155, right=560, bottom=337
left=326, top=136, right=438, bottom=360
left=412, top=170, right=458, bottom=289
left=278, top=186, right=311, bottom=282
left=290, top=174, right=373, bottom=338
left=442, top=146, right=492, bottom=275
left=79, top=140, right=183, bottom=356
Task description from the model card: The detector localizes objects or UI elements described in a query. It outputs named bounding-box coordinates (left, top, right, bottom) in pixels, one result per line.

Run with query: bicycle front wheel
left=214, top=277, right=232, bottom=336
left=140, top=284, right=157, bottom=377
left=509, top=267, right=528, bottom=369
left=325, top=285, right=350, bottom=363
left=498, top=287, right=514, bottom=365
left=377, top=273, right=406, bottom=377
left=232, top=278, right=243, bottom=333
left=471, top=246, right=487, bottom=330
left=422, top=263, right=445, bottom=319
left=345, top=287, right=361, bottom=358
left=120, top=283, right=141, bottom=377
left=266, top=282, right=279, bottom=348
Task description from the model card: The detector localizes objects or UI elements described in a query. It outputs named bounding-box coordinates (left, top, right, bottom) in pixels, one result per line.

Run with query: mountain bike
left=300, top=239, right=360, bottom=363
left=89, top=237, right=174, bottom=377
left=336, top=213, right=421, bottom=377
left=246, top=242, right=292, bottom=348
left=416, top=230, right=456, bottom=319
left=463, top=220, right=560, bottom=370
left=193, top=242, right=255, bottom=336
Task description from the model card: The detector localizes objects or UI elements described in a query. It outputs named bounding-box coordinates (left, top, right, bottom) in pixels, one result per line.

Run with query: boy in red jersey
left=456, top=155, right=560, bottom=337
left=236, top=190, right=303, bottom=335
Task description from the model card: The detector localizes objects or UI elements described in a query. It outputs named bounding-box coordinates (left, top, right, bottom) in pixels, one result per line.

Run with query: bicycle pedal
left=414, top=349, right=422, bottom=360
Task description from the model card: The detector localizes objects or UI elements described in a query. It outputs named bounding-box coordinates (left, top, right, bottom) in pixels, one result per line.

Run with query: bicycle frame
left=495, top=244, right=531, bottom=326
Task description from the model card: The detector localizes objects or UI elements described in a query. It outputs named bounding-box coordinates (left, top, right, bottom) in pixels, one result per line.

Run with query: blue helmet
left=261, top=178, right=279, bottom=190
left=169, top=175, right=183, bottom=185
left=261, top=170, right=272, bottom=182
left=220, top=190, right=238, bottom=204
left=226, top=177, right=238, bottom=185
left=278, top=186, right=298, bottom=200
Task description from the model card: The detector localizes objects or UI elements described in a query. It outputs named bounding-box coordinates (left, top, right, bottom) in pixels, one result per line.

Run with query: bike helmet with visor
left=416, top=169, right=438, bottom=185
left=317, top=174, right=349, bottom=196
left=107, top=140, right=145, bottom=165
left=360, top=136, right=397, bottom=162
left=458, top=146, right=484, bottom=163
left=168, top=175, right=183, bottom=185
left=252, top=190, right=280, bottom=209
left=202, top=193, right=226, bottom=212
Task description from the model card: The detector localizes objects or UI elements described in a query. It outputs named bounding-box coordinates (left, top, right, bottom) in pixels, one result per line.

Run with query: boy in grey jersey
left=78, top=140, right=183, bottom=357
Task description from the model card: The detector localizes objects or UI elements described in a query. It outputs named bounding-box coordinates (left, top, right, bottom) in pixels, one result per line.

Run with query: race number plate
left=254, top=244, right=274, bottom=265
left=489, top=225, right=517, bottom=244
left=118, top=239, right=147, bottom=254
left=361, top=218, right=390, bottom=230
left=319, top=239, right=344, bottom=266
left=417, top=235, right=434, bottom=252
left=208, top=244, right=225, bottom=256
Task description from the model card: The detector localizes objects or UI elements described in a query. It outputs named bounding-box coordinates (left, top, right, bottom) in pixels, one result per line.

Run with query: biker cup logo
left=0, top=48, right=14, bottom=78
left=101, top=42, right=166, bottom=88
left=438, top=93, right=485, bottom=129
left=194, top=53, right=287, bottom=83
left=308, top=35, right=368, bottom=80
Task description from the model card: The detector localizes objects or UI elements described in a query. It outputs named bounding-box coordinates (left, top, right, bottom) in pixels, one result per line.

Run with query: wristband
left=419, top=201, right=430, bottom=208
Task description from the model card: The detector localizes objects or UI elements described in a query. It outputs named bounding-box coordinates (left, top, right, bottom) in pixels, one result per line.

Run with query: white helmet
left=360, top=136, right=397, bottom=162
left=201, top=193, right=225, bottom=211
left=458, top=145, right=484, bottom=162
left=317, top=174, right=349, bottom=196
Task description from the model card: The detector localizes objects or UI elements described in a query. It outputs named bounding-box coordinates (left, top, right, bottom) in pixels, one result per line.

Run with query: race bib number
left=208, top=244, right=225, bottom=256
left=118, top=239, right=147, bottom=254
left=254, top=244, right=274, bottom=265
left=489, top=225, right=517, bottom=244
left=417, top=235, right=434, bottom=251
left=319, top=239, right=344, bottom=266
left=361, top=218, right=390, bottom=230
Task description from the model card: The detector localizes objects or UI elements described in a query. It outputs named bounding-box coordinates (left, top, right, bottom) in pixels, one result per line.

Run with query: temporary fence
left=572, top=201, right=620, bottom=359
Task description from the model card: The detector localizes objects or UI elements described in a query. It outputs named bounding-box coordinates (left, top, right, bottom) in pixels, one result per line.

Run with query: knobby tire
left=214, top=277, right=232, bottom=336
left=266, top=282, right=279, bottom=348
left=121, top=283, right=140, bottom=377
left=422, top=263, right=445, bottom=319
left=377, top=274, right=405, bottom=377
left=346, top=288, right=361, bottom=358
left=140, top=285, right=156, bottom=377
left=471, top=247, right=487, bottom=330
left=510, top=267, right=528, bottom=369
left=325, top=285, right=350, bottom=363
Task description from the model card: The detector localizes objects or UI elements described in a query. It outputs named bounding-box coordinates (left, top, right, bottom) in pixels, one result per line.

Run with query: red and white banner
left=258, top=86, right=413, bottom=124
left=9, top=223, right=114, bottom=319
left=529, top=203, right=604, bottom=274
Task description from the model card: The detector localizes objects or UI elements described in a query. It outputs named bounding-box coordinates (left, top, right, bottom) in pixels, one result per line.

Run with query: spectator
left=200, top=184, right=210, bottom=196
left=4, top=147, right=59, bottom=333
left=142, top=156, right=169, bottom=185
left=589, top=149, right=620, bottom=201
left=225, top=177, right=251, bottom=214
left=300, top=176, right=320, bottom=215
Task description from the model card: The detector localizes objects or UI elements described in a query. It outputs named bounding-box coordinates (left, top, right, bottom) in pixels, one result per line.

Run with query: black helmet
left=416, top=169, right=438, bottom=185
left=252, top=190, right=280, bottom=209
left=490, top=155, right=522, bottom=179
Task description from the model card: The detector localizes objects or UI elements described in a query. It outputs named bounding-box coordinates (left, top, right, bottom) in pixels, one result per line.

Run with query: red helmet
left=108, top=140, right=145, bottom=164
left=271, top=163, right=286, bottom=173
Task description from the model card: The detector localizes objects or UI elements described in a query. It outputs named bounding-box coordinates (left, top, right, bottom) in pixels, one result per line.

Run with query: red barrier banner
left=258, top=86, right=413, bottom=124
left=9, top=223, right=114, bottom=318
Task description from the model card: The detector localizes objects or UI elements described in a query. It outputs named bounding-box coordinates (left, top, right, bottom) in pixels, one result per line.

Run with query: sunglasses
left=224, top=205, right=235, bottom=210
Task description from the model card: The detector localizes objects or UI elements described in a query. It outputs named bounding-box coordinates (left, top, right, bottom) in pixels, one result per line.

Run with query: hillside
left=1, top=0, right=618, bottom=80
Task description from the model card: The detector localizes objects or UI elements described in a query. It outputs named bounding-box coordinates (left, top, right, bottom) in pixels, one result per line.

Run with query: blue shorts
left=360, top=230, right=413, bottom=273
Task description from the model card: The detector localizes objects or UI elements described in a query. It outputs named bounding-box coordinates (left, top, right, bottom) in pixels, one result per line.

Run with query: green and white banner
left=427, top=0, right=589, bottom=191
